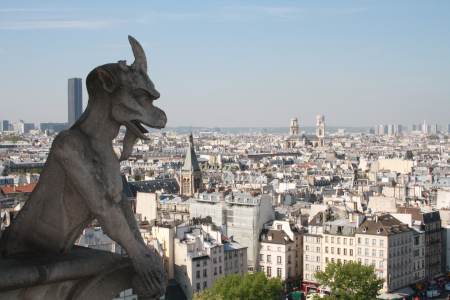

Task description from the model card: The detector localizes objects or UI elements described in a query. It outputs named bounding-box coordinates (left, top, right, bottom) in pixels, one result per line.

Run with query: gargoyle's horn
left=128, top=35, right=147, bottom=73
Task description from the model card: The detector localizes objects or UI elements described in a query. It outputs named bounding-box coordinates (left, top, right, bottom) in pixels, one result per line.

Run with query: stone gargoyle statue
left=0, top=36, right=167, bottom=298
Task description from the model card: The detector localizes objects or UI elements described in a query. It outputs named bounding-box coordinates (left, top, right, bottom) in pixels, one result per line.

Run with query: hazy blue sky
left=0, top=0, right=449, bottom=127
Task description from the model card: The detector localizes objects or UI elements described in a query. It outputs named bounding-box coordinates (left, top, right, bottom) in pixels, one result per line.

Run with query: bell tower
left=289, top=118, right=299, bottom=136
left=180, top=133, right=202, bottom=197
left=316, top=114, right=325, bottom=147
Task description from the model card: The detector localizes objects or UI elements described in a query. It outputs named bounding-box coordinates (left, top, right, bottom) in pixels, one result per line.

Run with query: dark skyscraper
left=1, top=120, right=10, bottom=132
left=68, top=78, right=83, bottom=127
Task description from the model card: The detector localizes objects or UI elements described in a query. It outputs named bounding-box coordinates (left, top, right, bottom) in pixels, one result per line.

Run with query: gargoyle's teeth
left=124, top=121, right=149, bottom=140
left=131, top=120, right=148, bottom=134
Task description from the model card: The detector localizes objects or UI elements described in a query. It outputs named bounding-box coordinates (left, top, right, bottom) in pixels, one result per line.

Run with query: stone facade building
left=397, top=207, right=442, bottom=280
left=303, top=211, right=428, bottom=293
left=189, top=191, right=274, bottom=272
left=355, top=214, right=413, bottom=292
left=259, top=220, right=303, bottom=281
left=172, top=224, right=247, bottom=299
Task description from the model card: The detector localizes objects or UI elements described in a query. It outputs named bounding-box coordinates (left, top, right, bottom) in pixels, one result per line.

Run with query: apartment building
left=259, top=220, right=303, bottom=281
left=189, top=191, right=275, bottom=271
left=173, top=225, right=224, bottom=299
left=355, top=214, right=413, bottom=292
left=223, top=240, right=247, bottom=276
left=171, top=224, right=247, bottom=299
left=322, top=218, right=358, bottom=266
left=303, top=210, right=425, bottom=293
left=303, top=212, right=325, bottom=284
left=397, top=207, right=442, bottom=280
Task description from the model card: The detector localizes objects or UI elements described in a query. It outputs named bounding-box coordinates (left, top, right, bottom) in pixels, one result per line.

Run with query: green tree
left=314, top=261, right=384, bottom=300
left=194, top=272, right=283, bottom=300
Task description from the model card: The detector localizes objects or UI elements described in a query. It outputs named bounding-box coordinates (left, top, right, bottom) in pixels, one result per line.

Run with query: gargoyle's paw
left=132, top=275, right=163, bottom=299
left=132, top=256, right=166, bottom=296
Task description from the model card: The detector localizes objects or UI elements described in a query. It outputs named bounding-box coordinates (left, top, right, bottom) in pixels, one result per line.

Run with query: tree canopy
left=314, top=261, right=384, bottom=300
left=194, top=272, right=283, bottom=300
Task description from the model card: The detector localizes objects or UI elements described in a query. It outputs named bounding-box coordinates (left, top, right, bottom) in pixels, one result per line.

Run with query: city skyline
left=0, top=0, right=449, bottom=126
left=2, top=3, right=450, bottom=298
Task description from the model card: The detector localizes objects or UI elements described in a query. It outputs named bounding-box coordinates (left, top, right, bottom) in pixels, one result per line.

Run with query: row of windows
left=195, top=281, right=208, bottom=292
left=261, top=245, right=292, bottom=252
left=390, top=277, right=412, bottom=289
left=304, top=236, right=321, bottom=243
left=389, top=246, right=411, bottom=257
left=324, top=236, right=354, bottom=246
left=325, top=247, right=353, bottom=256
left=260, top=266, right=284, bottom=277
left=211, top=247, right=222, bottom=255
left=304, top=273, right=316, bottom=280
left=324, top=257, right=354, bottom=265
left=356, top=258, right=384, bottom=269
left=260, top=254, right=291, bottom=264
left=224, top=251, right=243, bottom=259
left=224, top=260, right=242, bottom=269
left=357, top=237, right=385, bottom=247
left=304, top=264, right=321, bottom=271
left=391, top=235, right=412, bottom=246
left=357, top=248, right=384, bottom=257
left=196, top=260, right=208, bottom=268
left=305, top=245, right=320, bottom=253
left=195, top=269, right=208, bottom=279
left=305, top=255, right=321, bottom=263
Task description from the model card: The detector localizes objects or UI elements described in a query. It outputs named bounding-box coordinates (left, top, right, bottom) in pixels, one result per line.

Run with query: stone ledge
left=0, top=246, right=135, bottom=300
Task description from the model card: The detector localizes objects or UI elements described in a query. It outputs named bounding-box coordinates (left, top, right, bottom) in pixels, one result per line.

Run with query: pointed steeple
left=182, top=133, right=201, bottom=172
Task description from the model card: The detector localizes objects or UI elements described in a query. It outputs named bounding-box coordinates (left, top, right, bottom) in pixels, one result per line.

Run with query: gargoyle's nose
left=150, top=89, right=160, bottom=100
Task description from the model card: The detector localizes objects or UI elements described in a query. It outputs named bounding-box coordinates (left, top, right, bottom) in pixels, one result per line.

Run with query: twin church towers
left=289, top=115, right=326, bottom=147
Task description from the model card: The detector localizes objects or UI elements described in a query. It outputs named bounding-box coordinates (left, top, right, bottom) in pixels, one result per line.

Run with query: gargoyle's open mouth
left=124, top=120, right=149, bottom=140
left=132, top=120, right=148, bottom=134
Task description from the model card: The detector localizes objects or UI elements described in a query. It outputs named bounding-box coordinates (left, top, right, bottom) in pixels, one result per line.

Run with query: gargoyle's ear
left=96, top=68, right=116, bottom=93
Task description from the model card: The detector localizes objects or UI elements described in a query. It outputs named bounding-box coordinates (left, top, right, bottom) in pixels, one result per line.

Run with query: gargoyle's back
left=1, top=131, right=92, bottom=256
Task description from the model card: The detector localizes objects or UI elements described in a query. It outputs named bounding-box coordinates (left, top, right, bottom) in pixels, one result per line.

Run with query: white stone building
left=172, top=224, right=247, bottom=299
left=259, top=220, right=303, bottom=281
left=223, top=240, right=247, bottom=276
left=303, top=212, right=325, bottom=284
left=189, top=191, right=274, bottom=272
left=303, top=211, right=422, bottom=294
left=355, top=214, right=414, bottom=292
left=322, top=218, right=358, bottom=266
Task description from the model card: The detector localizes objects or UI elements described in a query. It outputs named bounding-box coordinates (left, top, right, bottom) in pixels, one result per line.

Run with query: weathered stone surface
left=0, top=36, right=167, bottom=299
left=0, top=247, right=135, bottom=300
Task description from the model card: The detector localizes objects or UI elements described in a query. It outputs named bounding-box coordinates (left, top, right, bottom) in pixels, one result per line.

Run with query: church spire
left=180, top=133, right=202, bottom=197
left=182, top=133, right=201, bottom=172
